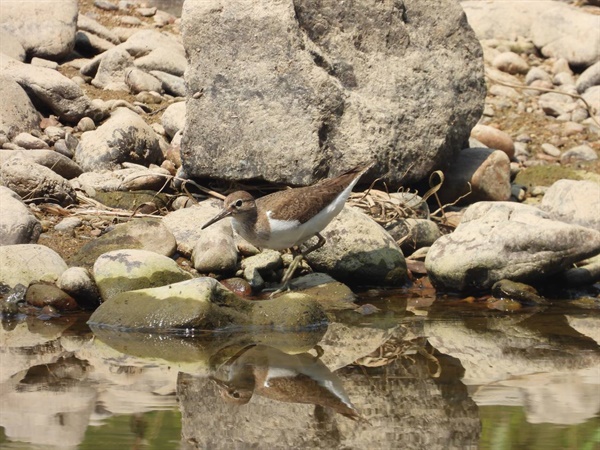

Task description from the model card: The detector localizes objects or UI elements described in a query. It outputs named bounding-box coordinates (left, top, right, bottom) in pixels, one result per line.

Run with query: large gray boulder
left=425, top=202, right=600, bottom=291
left=0, top=0, right=77, bottom=60
left=181, top=0, right=485, bottom=187
left=541, top=180, right=600, bottom=232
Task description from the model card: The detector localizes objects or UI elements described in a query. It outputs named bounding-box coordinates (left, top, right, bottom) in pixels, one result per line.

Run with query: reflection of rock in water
left=0, top=355, right=97, bottom=448
left=178, top=349, right=480, bottom=449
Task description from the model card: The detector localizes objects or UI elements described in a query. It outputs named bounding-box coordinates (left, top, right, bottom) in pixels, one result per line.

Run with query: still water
left=1, top=291, right=598, bottom=450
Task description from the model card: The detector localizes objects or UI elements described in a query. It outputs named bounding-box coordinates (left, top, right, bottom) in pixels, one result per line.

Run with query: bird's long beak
left=201, top=208, right=231, bottom=229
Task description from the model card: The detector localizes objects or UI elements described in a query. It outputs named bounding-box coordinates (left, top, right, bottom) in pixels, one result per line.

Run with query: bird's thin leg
left=269, top=233, right=327, bottom=297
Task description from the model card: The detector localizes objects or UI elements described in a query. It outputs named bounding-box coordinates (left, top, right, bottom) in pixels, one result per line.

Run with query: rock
left=57, top=267, right=102, bottom=309
left=0, top=0, right=77, bottom=60
left=0, top=54, right=105, bottom=123
left=490, top=279, right=546, bottom=306
left=161, top=101, right=186, bottom=138
left=181, top=0, right=485, bottom=187
left=438, top=148, right=511, bottom=205
left=560, top=144, right=598, bottom=164
left=0, top=244, right=68, bottom=288
left=74, top=107, right=163, bottom=172
left=88, top=276, right=327, bottom=331
left=71, top=167, right=170, bottom=192
left=120, top=166, right=171, bottom=191
left=75, top=30, right=115, bottom=55
left=70, top=218, right=177, bottom=268
left=0, top=157, right=77, bottom=205
left=492, top=51, right=529, bottom=75
left=576, top=61, right=600, bottom=94
left=306, top=207, right=407, bottom=286
left=1, top=150, right=83, bottom=179
left=162, top=200, right=224, bottom=257
left=124, top=67, right=163, bottom=94
left=77, top=117, right=96, bottom=132
left=239, top=249, right=282, bottom=289
left=538, top=91, right=576, bottom=117
left=150, top=70, right=187, bottom=97
left=54, top=217, right=82, bottom=234
left=91, top=46, right=134, bottom=90
left=94, top=0, right=118, bottom=11
left=12, top=132, right=48, bottom=150
left=470, top=124, right=515, bottom=158
left=0, top=30, right=25, bottom=61
left=525, top=67, right=552, bottom=85
left=425, top=202, right=600, bottom=291
left=462, top=1, right=599, bottom=68
left=92, top=249, right=192, bottom=301
left=0, top=75, right=41, bottom=139
left=560, top=254, right=600, bottom=287
left=541, top=180, right=600, bottom=231
left=288, top=272, right=357, bottom=311
left=25, top=282, right=79, bottom=311
left=77, top=13, right=121, bottom=45
left=134, top=47, right=187, bottom=76
left=386, top=218, right=442, bottom=256
left=44, top=126, right=65, bottom=143
left=0, top=186, right=42, bottom=245
left=541, top=143, right=561, bottom=158
left=191, top=219, right=239, bottom=274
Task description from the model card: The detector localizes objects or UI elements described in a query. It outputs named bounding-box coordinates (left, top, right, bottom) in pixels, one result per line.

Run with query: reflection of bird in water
left=210, top=344, right=363, bottom=421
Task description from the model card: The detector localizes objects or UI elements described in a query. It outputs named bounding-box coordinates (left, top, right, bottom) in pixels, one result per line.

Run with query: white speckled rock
left=0, top=187, right=42, bottom=245
left=425, top=202, right=600, bottom=291
left=0, top=244, right=68, bottom=287
left=541, top=179, right=600, bottom=232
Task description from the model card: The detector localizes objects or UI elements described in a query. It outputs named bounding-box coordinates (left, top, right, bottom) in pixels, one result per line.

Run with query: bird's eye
left=234, top=199, right=243, bottom=208
left=232, top=391, right=240, bottom=398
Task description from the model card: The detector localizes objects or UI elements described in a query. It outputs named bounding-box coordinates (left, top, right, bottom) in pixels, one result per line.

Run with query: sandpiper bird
left=201, top=163, right=373, bottom=293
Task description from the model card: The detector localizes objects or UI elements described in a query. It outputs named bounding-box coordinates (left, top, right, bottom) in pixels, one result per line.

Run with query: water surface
left=1, top=290, right=598, bottom=449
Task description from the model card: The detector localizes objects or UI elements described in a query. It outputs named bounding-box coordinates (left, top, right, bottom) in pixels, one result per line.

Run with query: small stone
left=552, top=58, right=572, bottom=76
left=77, top=117, right=96, bottom=132
left=12, top=132, right=49, bottom=149
left=220, top=277, right=253, bottom=297
left=560, top=145, right=598, bottom=164
left=541, top=143, right=561, bottom=157
left=30, top=57, right=59, bottom=70
left=470, top=124, right=515, bottom=158
left=44, top=126, right=65, bottom=142
left=492, top=51, right=529, bottom=75
left=525, top=67, right=552, bottom=85
left=94, top=0, right=118, bottom=11
left=54, top=217, right=83, bottom=233
left=553, top=72, right=575, bottom=87
left=119, top=15, right=143, bottom=26
left=562, top=122, right=585, bottom=136
left=136, top=6, right=157, bottom=16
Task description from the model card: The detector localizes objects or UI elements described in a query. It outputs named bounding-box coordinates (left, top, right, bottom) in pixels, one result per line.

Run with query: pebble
left=562, top=122, right=585, bottom=136
left=54, top=217, right=83, bottom=233
left=31, top=57, right=58, bottom=70
left=12, top=132, right=49, bottom=149
left=77, top=117, right=96, bottom=132
left=525, top=67, right=552, bottom=85
left=470, top=124, right=515, bottom=158
left=560, top=145, right=598, bottom=164
left=492, top=51, right=529, bottom=75
left=94, top=0, right=118, bottom=11
left=541, top=143, right=561, bottom=157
